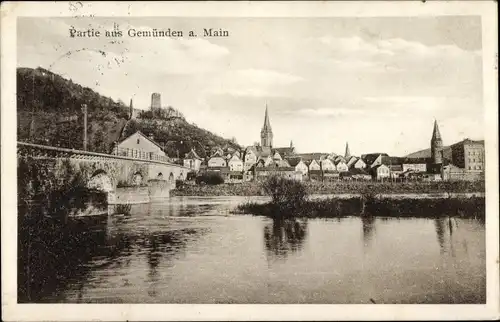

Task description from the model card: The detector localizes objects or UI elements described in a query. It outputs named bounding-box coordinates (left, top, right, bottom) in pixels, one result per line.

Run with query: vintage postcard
left=1, top=1, right=499, bottom=321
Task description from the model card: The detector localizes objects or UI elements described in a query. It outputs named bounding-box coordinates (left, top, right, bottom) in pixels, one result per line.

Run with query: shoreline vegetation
left=230, top=176, right=485, bottom=220
left=172, top=180, right=485, bottom=197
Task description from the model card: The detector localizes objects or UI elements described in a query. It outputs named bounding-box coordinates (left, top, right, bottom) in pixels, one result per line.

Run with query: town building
left=320, top=158, right=336, bottom=172
left=307, top=159, right=321, bottom=171
left=208, top=155, right=227, bottom=168
left=450, top=139, right=485, bottom=171
left=334, top=159, right=349, bottom=172
left=287, top=158, right=309, bottom=177
left=183, top=148, right=203, bottom=172
left=227, top=153, right=244, bottom=172
left=113, top=131, right=169, bottom=162
left=372, top=164, right=391, bottom=180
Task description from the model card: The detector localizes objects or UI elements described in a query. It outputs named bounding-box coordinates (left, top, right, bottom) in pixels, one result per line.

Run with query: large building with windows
left=450, top=139, right=485, bottom=171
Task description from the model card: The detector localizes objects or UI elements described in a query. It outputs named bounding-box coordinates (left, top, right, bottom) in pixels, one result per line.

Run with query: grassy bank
left=231, top=176, right=485, bottom=220
left=234, top=196, right=485, bottom=220
left=172, top=180, right=485, bottom=197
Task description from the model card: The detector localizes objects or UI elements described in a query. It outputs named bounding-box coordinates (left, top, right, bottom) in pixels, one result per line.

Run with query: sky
left=17, top=16, right=484, bottom=156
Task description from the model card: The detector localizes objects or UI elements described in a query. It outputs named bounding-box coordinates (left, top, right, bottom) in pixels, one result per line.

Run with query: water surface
left=18, top=196, right=485, bottom=304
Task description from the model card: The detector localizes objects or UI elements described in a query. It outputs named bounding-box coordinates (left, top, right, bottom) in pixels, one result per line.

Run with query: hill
left=17, top=67, right=241, bottom=157
left=405, top=146, right=452, bottom=159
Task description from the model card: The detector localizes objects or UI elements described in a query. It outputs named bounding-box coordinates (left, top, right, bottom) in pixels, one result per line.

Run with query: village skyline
left=17, top=16, right=484, bottom=156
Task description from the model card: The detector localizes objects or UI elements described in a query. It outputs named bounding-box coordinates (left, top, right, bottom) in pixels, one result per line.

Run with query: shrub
left=262, top=175, right=307, bottom=209
left=195, top=172, right=225, bottom=185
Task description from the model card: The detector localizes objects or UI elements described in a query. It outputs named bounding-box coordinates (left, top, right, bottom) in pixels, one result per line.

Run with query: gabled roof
left=372, top=164, right=389, bottom=170
left=361, top=153, right=389, bottom=166
left=185, top=148, right=202, bottom=160
left=286, top=157, right=304, bottom=167
left=334, top=159, right=347, bottom=165
left=118, top=130, right=165, bottom=151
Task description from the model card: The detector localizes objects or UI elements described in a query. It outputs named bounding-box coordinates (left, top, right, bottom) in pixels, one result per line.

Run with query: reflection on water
left=264, top=219, right=308, bottom=260
left=19, top=196, right=486, bottom=304
left=361, top=216, right=376, bottom=248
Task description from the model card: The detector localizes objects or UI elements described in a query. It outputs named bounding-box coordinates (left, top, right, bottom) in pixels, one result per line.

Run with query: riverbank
left=171, top=180, right=485, bottom=197
left=233, top=196, right=485, bottom=220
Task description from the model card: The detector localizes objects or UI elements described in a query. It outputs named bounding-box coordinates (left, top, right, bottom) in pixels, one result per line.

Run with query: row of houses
left=182, top=145, right=446, bottom=183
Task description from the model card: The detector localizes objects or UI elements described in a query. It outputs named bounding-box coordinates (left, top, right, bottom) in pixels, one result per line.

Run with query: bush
left=262, top=175, right=307, bottom=209
left=195, top=172, right=225, bottom=185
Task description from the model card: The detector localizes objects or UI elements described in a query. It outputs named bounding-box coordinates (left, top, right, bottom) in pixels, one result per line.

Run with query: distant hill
left=17, top=67, right=241, bottom=157
left=405, top=146, right=452, bottom=159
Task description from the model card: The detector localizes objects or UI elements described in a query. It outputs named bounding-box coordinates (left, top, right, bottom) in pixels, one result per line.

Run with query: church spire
left=344, top=142, right=351, bottom=159
left=431, top=119, right=442, bottom=141
left=263, top=104, right=271, bottom=130
left=260, top=104, right=273, bottom=148
left=431, top=119, right=443, bottom=164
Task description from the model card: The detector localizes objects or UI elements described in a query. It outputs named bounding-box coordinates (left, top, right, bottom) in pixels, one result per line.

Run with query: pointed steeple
left=431, top=119, right=443, bottom=164
left=431, top=119, right=442, bottom=141
left=263, top=104, right=272, bottom=130
left=260, top=104, right=273, bottom=148
left=344, top=142, right=351, bottom=159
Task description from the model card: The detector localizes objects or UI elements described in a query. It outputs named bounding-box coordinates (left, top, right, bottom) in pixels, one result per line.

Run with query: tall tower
left=260, top=105, right=273, bottom=148
left=431, top=119, right=443, bottom=164
left=344, top=142, right=351, bottom=159
left=151, top=93, right=161, bottom=109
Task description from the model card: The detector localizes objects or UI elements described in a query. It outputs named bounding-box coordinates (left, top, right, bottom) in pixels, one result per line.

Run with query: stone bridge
left=17, top=142, right=191, bottom=204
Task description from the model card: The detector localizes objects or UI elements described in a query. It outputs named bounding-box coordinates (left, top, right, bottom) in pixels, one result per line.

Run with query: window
left=469, top=166, right=471, bottom=170
left=137, top=138, right=140, bottom=144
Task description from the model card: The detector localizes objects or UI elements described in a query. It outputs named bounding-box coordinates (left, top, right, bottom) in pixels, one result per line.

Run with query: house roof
left=118, top=130, right=165, bottom=151
left=286, top=157, right=303, bottom=167
left=334, top=159, right=347, bottom=165
left=381, top=156, right=404, bottom=166
left=297, top=153, right=326, bottom=162
left=361, top=153, right=389, bottom=166
left=274, top=159, right=291, bottom=168
left=273, top=147, right=295, bottom=156
left=185, top=148, right=202, bottom=160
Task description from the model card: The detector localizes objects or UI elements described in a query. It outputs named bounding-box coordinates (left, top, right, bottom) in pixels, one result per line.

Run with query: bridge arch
left=88, top=170, right=114, bottom=192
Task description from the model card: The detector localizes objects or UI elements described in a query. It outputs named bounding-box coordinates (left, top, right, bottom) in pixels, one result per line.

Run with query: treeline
left=17, top=67, right=241, bottom=157
left=17, top=67, right=130, bottom=153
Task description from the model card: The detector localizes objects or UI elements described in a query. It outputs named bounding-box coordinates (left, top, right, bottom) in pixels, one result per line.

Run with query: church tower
left=431, top=119, right=443, bottom=164
left=260, top=105, right=273, bottom=148
left=344, top=142, right=351, bottom=159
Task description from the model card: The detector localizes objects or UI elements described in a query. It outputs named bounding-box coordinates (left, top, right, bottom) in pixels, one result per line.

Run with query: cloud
left=206, top=68, right=305, bottom=97
left=284, top=107, right=364, bottom=117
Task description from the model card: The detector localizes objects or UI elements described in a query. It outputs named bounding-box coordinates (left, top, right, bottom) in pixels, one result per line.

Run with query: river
left=18, top=196, right=485, bottom=304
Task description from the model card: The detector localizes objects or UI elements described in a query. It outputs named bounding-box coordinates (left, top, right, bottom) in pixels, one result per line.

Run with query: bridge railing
left=111, top=147, right=171, bottom=163
left=17, top=142, right=190, bottom=170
